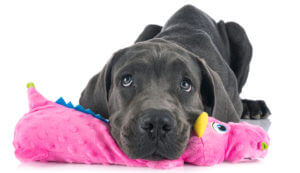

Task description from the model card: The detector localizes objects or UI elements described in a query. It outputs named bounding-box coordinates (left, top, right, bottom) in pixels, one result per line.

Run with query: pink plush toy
left=13, top=83, right=269, bottom=169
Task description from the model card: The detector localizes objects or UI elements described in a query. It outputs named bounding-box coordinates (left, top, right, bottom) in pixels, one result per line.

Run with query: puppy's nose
left=138, top=109, right=175, bottom=137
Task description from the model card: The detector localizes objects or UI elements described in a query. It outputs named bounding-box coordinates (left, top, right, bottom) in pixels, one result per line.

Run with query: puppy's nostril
left=161, top=116, right=173, bottom=132
left=162, top=124, right=172, bottom=132
left=142, top=123, right=154, bottom=133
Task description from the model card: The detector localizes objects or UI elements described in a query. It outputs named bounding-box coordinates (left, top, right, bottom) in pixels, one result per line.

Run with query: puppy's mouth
left=113, top=109, right=191, bottom=161
left=141, top=151, right=168, bottom=161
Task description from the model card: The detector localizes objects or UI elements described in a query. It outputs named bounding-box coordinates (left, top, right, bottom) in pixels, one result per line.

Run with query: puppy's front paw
left=241, top=99, right=271, bottom=119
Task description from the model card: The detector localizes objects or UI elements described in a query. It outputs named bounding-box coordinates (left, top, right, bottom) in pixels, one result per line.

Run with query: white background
left=1, top=0, right=299, bottom=172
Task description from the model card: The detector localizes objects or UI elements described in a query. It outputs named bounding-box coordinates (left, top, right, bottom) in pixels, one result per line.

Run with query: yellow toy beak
left=194, top=112, right=209, bottom=138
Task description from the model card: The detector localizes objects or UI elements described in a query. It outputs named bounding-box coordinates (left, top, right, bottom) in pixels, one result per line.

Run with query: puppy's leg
left=241, top=99, right=271, bottom=119
left=135, top=24, right=162, bottom=43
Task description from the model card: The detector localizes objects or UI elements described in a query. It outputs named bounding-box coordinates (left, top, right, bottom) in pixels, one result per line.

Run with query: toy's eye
left=211, top=122, right=227, bottom=134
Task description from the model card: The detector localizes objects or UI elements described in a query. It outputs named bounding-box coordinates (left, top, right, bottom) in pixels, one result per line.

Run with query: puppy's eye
left=121, top=74, right=133, bottom=87
left=180, top=79, right=192, bottom=92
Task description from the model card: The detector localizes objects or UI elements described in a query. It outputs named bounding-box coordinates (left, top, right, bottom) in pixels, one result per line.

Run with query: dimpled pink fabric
left=182, top=118, right=270, bottom=166
left=13, top=86, right=269, bottom=169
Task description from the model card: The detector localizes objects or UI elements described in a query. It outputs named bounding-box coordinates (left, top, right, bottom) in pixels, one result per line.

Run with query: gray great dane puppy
left=79, top=5, right=271, bottom=161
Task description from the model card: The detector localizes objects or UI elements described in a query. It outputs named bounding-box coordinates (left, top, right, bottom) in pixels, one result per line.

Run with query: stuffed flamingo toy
left=13, top=83, right=270, bottom=169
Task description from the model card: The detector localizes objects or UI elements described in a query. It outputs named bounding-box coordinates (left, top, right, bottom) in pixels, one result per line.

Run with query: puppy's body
left=80, top=5, right=270, bottom=161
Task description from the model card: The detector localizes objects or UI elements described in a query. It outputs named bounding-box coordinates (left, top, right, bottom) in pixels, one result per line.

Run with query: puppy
left=79, top=5, right=271, bottom=161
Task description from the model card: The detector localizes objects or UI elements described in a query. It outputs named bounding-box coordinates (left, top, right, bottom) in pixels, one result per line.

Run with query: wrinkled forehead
left=112, top=41, right=201, bottom=77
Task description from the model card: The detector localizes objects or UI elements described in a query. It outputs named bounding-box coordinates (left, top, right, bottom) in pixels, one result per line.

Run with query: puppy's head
left=80, top=39, right=240, bottom=160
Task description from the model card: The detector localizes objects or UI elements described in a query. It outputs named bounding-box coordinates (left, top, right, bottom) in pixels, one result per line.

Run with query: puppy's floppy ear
left=217, top=21, right=253, bottom=93
left=135, top=24, right=162, bottom=43
left=79, top=48, right=128, bottom=119
left=196, top=57, right=242, bottom=122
